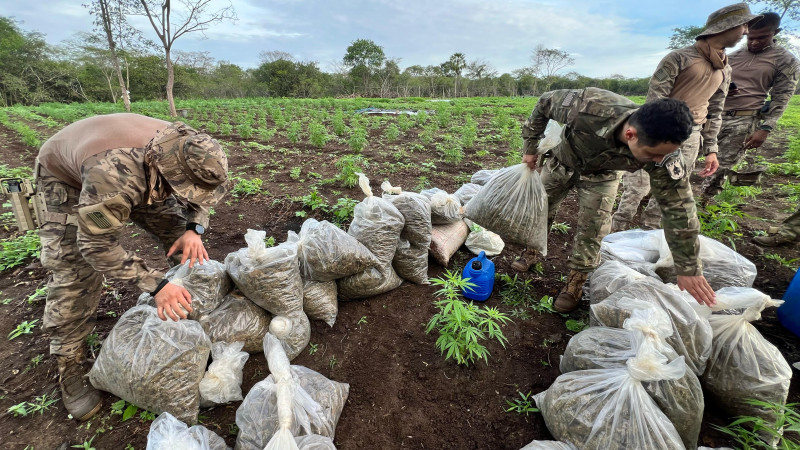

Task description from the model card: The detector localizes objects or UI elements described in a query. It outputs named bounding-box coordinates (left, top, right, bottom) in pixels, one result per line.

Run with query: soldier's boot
left=56, top=354, right=102, bottom=421
left=510, top=248, right=538, bottom=272
left=554, top=270, right=588, bottom=313
left=753, top=233, right=797, bottom=247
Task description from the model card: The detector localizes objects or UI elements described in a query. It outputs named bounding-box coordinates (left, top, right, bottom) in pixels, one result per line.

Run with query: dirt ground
left=0, top=107, right=798, bottom=450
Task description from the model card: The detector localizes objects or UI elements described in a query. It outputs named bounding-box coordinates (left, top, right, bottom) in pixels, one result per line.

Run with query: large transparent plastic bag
left=146, top=412, right=229, bottom=450
left=225, top=229, right=303, bottom=315
left=198, top=291, right=271, bottom=353
left=136, top=260, right=232, bottom=320
left=338, top=174, right=405, bottom=299
left=392, top=237, right=429, bottom=284
left=381, top=182, right=432, bottom=248
left=302, top=280, right=338, bottom=327
left=428, top=191, right=463, bottom=224
left=470, top=169, right=499, bottom=186
left=270, top=310, right=311, bottom=360
left=465, top=223, right=505, bottom=256
left=429, top=219, right=469, bottom=267
left=288, top=219, right=379, bottom=282
left=600, top=229, right=757, bottom=289
left=587, top=260, right=651, bottom=304
left=199, top=341, right=249, bottom=407
left=453, top=183, right=482, bottom=206
left=295, top=435, right=336, bottom=449
left=697, top=287, right=791, bottom=428
left=235, top=334, right=349, bottom=450
left=560, top=307, right=703, bottom=450
left=521, top=441, right=577, bottom=450
left=590, top=278, right=712, bottom=376
left=465, top=164, right=548, bottom=255
left=89, top=305, right=210, bottom=424
left=535, top=339, right=686, bottom=450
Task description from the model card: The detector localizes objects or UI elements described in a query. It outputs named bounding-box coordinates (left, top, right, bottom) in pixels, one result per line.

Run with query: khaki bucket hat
left=696, top=3, right=761, bottom=39
left=148, top=122, right=228, bottom=207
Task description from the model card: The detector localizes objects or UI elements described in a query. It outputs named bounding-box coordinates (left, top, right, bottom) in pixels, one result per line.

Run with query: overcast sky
left=4, top=0, right=789, bottom=78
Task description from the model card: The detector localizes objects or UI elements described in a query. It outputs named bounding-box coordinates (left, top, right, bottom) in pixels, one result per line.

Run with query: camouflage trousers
left=540, top=157, right=621, bottom=273
left=611, top=128, right=702, bottom=231
left=776, top=206, right=800, bottom=239
left=37, top=166, right=187, bottom=357
left=701, top=115, right=760, bottom=197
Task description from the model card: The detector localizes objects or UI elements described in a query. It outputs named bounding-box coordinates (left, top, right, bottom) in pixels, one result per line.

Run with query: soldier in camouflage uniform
left=611, top=3, right=759, bottom=232
left=702, top=12, right=800, bottom=198
left=35, top=113, right=228, bottom=421
left=514, top=87, right=716, bottom=313
left=753, top=205, right=800, bottom=247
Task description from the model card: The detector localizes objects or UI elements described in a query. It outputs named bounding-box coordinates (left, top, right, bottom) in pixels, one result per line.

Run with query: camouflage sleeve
left=762, top=53, right=800, bottom=129
left=521, top=89, right=578, bottom=155
left=76, top=193, right=165, bottom=293
left=186, top=204, right=211, bottom=229
left=701, top=66, right=731, bottom=155
left=646, top=159, right=702, bottom=276
left=646, top=51, right=681, bottom=102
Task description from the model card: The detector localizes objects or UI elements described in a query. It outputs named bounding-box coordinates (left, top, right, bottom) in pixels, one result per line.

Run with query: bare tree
left=134, top=0, right=236, bottom=116
left=173, top=49, right=215, bottom=74
left=530, top=44, right=574, bottom=94
left=259, top=50, right=295, bottom=63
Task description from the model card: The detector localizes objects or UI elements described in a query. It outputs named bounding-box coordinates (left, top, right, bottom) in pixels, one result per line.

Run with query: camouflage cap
left=148, top=122, right=228, bottom=207
left=696, top=3, right=761, bottom=39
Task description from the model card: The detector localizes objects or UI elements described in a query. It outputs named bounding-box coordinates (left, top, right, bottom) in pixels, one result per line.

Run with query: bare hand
left=727, top=87, right=740, bottom=97
left=167, top=230, right=209, bottom=268
left=154, top=282, right=193, bottom=321
left=522, top=154, right=538, bottom=171
left=698, top=153, right=719, bottom=178
left=676, top=275, right=716, bottom=307
left=744, top=129, right=769, bottom=149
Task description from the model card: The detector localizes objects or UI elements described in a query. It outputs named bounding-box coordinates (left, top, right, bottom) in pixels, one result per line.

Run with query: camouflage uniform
left=776, top=207, right=800, bottom=240
left=612, top=44, right=731, bottom=231
left=522, top=88, right=702, bottom=276
left=37, top=121, right=226, bottom=357
left=703, top=44, right=800, bottom=196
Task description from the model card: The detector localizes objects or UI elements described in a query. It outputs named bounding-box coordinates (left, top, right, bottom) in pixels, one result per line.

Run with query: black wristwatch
left=186, top=222, right=205, bottom=235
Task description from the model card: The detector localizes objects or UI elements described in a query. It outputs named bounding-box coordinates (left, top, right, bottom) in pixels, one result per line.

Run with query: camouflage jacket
left=647, top=44, right=731, bottom=155
left=725, top=44, right=800, bottom=129
left=75, top=146, right=208, bottom=293
left=522, top=87, right=702, bottom=276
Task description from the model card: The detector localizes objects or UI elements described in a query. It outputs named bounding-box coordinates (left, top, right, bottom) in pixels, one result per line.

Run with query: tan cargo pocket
left=77, top=194, right=131, bottom=235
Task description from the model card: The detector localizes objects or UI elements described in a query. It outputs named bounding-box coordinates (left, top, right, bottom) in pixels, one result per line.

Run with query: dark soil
left=0, top=105, right=797, bottom=450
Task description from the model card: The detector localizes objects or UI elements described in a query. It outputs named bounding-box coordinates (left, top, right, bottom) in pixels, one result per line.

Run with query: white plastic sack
left=699, top=287, right=791, bottom=426
left=470, top=169, right=498, bottom=186
left=225, top=229, right=303, bottom=315
left=289, top=219, right=379, bottom=282
left=146, top=412, right=229, bottom=450
left=453, top=183, right=482, bottom=206
left=465, top=164, right=548, bottom=255
left=199, top=341, right=249, bottom=407
left=89, top=305, right=210, bottom=424
left=535, top=340, right=686, bottom=449
left=295, top=435, right=336, bottom=449
left=538, top=120, right=563, bottom=153
left=198, top=291, right=271, bottom=353
left=588, top=260, right=651, bottom=304
left=521, top=441, right=576, bottom=450
left=465, top=224, right=505, bottom=256
left=428, top=191, right=463, bottom=224
left=302, top=280, right=338, bottom=327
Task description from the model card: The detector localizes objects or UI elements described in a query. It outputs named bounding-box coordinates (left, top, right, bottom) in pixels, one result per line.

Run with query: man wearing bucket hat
left=34, top=113, right=228, bottom=421
left=611, top=3, right=760, bottom=232
left=701, top=12, right=800, bottom=199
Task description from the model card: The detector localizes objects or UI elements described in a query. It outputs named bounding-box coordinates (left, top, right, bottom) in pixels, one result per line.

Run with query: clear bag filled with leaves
left=136, top=259, right=232, bottom=320
left=470, top=169, right=499, bottom=186
left=198, top=291, right=271, bottom=353
left=392, top=237, right=429, bottom=285
left=521, top=441, right=577, bottom=450
left=382, top=182, right=432, bottom=248
left=453, top=183, right=482, bottom=206
left=590, top=278, right=713, bottom=376
left=588, top=260, right=651, bottom=304
left=269, top=310, right=311, bottom=361
left=289, top=218, right=379, bottom=282
left=465, top=164, right=548, bottom=255
left=146, top=412, right=229, bottom=450
left=302, top=280, right=338, bottom=327
left=225, top=229, right=303, bottom=316
left=89, top=305, right=210, bottom=425
left=698, top=287, right=791, bottom=429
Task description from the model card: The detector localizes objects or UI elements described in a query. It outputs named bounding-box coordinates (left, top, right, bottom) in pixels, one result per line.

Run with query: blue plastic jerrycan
left=777, top=269, right=800, bottom=337
left=462, top=251, right=495, bottom=302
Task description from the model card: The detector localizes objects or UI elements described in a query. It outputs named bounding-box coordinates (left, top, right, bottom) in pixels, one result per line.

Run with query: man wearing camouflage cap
left=35, top=113, right=228, bottom=421
left=611, top=3, right=759, bottom=232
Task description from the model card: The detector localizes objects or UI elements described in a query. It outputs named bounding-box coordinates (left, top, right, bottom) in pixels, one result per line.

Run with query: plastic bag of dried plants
left=198, top=291, right=271, bottom=353
left=302, top=280, right=338, bottom=327
left=89, top=305, right=210, bottom=425
left=289, top=219, right=379, bottom=282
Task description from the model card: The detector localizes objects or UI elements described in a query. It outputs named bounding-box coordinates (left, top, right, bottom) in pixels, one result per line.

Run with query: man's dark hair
left=628, top=98, right=693, bottom=147
left=750, top=12, right=781, bottom=31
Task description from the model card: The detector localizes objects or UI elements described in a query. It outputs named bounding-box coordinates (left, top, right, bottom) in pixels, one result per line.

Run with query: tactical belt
left=724, top=109, right=760, bottom=117
left=42, top=210, right=78, bottom=226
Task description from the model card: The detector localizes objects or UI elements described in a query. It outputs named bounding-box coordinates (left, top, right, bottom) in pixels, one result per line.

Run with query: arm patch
left=77, top=194, right=130, bottom=235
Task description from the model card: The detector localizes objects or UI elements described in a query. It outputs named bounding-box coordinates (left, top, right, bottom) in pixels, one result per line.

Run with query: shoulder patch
left=561, top=90, right=579, bottom=107
left=653, top=67, right=669, bottom=82
left=662, top=151, right=686, bottom=180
